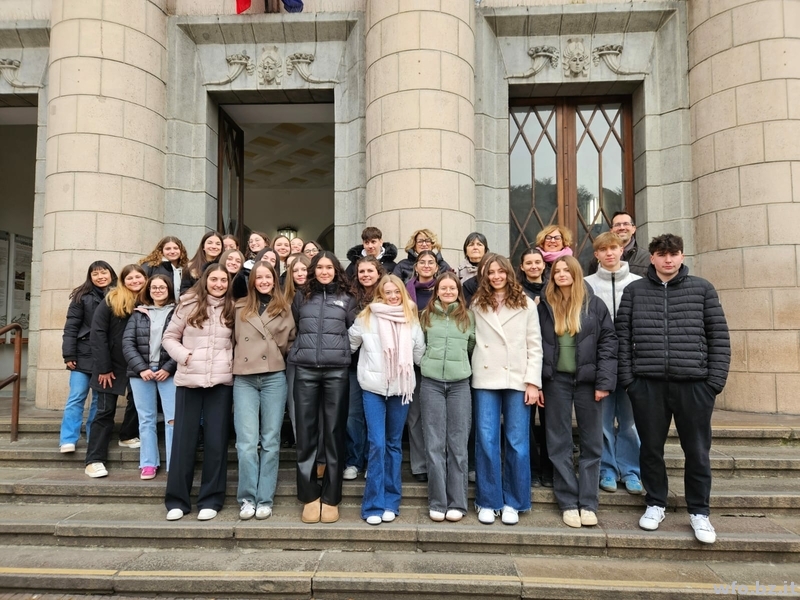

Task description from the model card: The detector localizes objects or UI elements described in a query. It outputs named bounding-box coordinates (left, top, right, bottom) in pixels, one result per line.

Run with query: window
left=508, top=98, right=634, bottom=267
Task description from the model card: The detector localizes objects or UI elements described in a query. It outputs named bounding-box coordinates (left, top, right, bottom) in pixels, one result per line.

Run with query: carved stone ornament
left=286, top=53, right=339, bottom=84
left=258, top=46, right=283, bottom=86
left=504, top=46, right=560, bottom=80
left=592, top=44, right=649, bottom=76
left=203, top=50, right=256, bottom=86
left=0, top=58, right=42, bottom=89
left=562, top=38, right=590, bottom=78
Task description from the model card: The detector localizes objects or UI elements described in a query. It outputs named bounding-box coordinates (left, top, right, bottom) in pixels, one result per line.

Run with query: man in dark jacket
left=615, top=233, right=730, bottom=544
left=586, top=212, right=650, bottom=277
left=344, top=226, right=398, bottom=279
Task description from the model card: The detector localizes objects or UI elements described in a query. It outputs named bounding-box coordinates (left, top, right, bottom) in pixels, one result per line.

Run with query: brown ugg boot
left=301, top=498, right=321, bottom=523
left=320, top=503, right=339, bottom=523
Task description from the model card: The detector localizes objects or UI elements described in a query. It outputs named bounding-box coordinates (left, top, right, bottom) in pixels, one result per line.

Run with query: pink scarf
left=369, top=303, right=415, bottom=404
left=538, top=246, right=573, bottom=263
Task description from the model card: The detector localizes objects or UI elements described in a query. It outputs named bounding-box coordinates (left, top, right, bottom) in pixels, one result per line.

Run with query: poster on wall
left=0, top=231, right=7, bottom=329
left=11, top=234, right=32, bottom=338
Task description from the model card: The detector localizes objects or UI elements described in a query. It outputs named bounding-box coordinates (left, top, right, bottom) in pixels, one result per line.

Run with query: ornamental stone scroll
left=203, top=51, right=256, bottom=86
left=504, top=46, right=560, bottom=80
left=0, top=59, right=42, bottom=89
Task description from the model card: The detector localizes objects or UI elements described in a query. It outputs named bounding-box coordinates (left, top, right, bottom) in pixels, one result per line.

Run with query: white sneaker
left=382, top=510, right=396, bottom=523
left=429, top=510, right=445, bottom=522
left=197, top=508, right=217, bottom=521
left=366, top=515, right=382, bottom=525
left=639, top=505, right=666, bottom=531
left=60, top=443, right=76, bottom=453
left=689, top=514, right=716, bottom=544
left=477, top=508, right=496, bottom=524
left=343, top=466, right=359, bottom=480
left=118, top=438, right=141, bottom=448
left=580, top=509, right=598, bottom=526
left=468, top=470, right=476, bottom=483
left=562, top=509, right=581, bottom=528
left=239, top=501, right=255, bottom=520
left=84, top=462, right=108, bottom=478
left=445, top=509, right=463, bottom=522
left=501, top=505, right=519, bottom=525
left=166, top=508, right=184, bottom=521
left=255, top=506, right=272, bottom=520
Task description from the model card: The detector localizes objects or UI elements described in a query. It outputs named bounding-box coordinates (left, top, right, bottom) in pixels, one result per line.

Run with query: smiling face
left=611, top=214, right=636, bottom=245
left=273, top=237, right=291, bottom=260
left=290, top=238, right=304, bottom=254
left=486, top=261, right=508, bottom=292
left=415, top=255, right=438, bottom=282
left=465, top=238, right=485, bottom=262
left=303, top=242, right=319, bottom=258
left=357, top=262, right=379, bottom=289
left=248, top=234, right=266, bottom=254
left=552, top=260, right=574, bottom=288
left=292, top=261, right=308, bottom=285
left=436, top=277, right=459, bottom=306
left=383, top=281, right=402, bottom=306
left=414, top=233, right=433, bottom=254
left=162, top=242, right=182, bottom=264
left=254, top=265, right=274, bottom=295
left=262, top=250, right=277, bottom=267
left=149, top=279, right=170, bottom=307
left=521, top=253, right=545, bottom=283
left=315, top=257, right=335, bottom=285
left=225, top=253, right=242, bottom=274
left=124, top=270, right=146, bottom=293
left=206, top=269, right=229, bottom=298
left=542, top=230, right=565, bottom=252
left=204, top=236, right=223, bottom=260
left=90, top=268, right=112, bottom=289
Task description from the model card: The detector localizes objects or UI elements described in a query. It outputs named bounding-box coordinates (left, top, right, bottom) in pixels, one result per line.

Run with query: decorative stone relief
left=592, top=44, right=649, bottom=76
left=286, top=53, right=339, bottom=84
left=562, top=39, right=590, bottom=78
left=258, top=46, right=283, bottom=86
left=203, top=51, right=255, bottom=86
left=504, top=46, right=559, bottom=80
left=0, top=58, right=42, bottom=89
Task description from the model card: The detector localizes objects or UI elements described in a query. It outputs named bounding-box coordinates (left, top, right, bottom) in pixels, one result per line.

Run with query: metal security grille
left=508, top=98, right=634, bottom=268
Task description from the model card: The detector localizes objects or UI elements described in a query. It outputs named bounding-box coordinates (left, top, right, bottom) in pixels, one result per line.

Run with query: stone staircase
left=0, top=398, right=799, bottom=598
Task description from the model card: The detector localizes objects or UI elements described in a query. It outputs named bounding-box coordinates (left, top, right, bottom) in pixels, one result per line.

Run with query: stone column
left=689, top=0, right=800, bottom=414
left=364, top=0, right=475, bottom=266
left=36, top=0, right=168, bottom=408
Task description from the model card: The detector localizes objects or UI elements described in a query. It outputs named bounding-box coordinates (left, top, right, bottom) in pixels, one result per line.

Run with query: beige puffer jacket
left=162, top=294, right=233, bottom=388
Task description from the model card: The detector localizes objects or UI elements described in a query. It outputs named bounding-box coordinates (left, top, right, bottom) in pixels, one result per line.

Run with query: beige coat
left=232, top=302, right=296, bottom=375
left=162, top=295, right=233, bottom=388
left=471, top=295, right=543, bottom=391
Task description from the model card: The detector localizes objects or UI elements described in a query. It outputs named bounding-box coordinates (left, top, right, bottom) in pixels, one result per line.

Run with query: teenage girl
left=180, top=231, right=223, bottom=296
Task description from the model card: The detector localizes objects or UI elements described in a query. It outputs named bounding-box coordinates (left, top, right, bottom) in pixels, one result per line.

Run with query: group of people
left=58, top=212, right=730, bottom=544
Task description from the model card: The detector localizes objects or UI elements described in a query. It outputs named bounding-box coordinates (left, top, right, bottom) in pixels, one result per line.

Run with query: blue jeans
left=129, top=371, right=176, bottom=470
left=600, top=383, right=641, bottom=483
left=345, top=369, right=367, bottom=471
left=59, top=370, right=99, bottom=446
left=361, top=390, right=409, bottom=519
left=234, top=372, right=287, bottom=508
left=474, top=388, right=531, bottom=512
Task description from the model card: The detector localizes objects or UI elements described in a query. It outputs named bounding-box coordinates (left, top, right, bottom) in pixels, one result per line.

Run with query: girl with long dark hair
left=180, top=231, right=223, bottom=295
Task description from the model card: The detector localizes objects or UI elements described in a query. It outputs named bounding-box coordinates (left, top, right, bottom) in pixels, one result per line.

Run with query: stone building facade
left=0, top=0, right=797, bottom=413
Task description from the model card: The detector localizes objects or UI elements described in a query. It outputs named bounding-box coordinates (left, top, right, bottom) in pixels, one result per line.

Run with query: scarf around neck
left=538, top=246, right=574, bottom=264
left=369, top=302, right=415, bottom=404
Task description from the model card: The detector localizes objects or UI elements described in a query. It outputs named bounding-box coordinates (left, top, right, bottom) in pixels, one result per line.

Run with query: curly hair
left=139, top=236, right=189, bottom=269
left=535, top=224, right=573, bottom=249
left=471, top=253, right=528, bottom=312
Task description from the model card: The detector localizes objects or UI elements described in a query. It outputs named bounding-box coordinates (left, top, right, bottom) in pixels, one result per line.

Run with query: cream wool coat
left=471, top=295, right=543, bottom=391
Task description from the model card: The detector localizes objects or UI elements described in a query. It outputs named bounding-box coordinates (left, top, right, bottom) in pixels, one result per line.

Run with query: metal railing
left=0, top=324, right=23, bottom=442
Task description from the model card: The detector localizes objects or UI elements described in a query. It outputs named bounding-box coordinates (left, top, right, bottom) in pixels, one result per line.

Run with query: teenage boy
left=345, top=227, right=398, bottom=278
left=585, top=232, right=643, bottom=495
left=616, top=233, right=730, bottom=544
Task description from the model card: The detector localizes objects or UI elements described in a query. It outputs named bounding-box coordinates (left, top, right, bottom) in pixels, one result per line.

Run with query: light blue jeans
left=59, top=370, right=99, bottom=446
left=600, top=383, right=641, bottom=483
left=474, top=388, right=531, bottom=512
left=233, top=372, right=287, bottom=508
left=129, top=371, right=176, bottom=470
left=362, top=390, right=409, bottom=519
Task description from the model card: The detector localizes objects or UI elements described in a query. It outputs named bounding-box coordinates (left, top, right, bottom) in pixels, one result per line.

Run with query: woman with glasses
left=393, top=229, right=451, bottom=284
left=302, top=241, right=321, bottom=259
left=534, top=225, right=574, bottom=282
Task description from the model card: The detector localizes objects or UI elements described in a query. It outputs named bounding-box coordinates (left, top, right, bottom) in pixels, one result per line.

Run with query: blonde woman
left=538, top=256, right=617, bottom=528
left=393, top=228, right=451, bottom=283
left=349, top=274, right=425, bottom=525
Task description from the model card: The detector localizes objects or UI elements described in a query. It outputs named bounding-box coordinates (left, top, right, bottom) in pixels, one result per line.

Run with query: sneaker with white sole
left=342, top=466, right=359, bottom=480
left=255, top=506, right=272, bottom=520
left=445, top=510, right=463, bottom=522
left=166, top=508, right=185, bottom=521
left=477, top=508, right=496, bottom=524
left=60, top=443, right=76, bottom=453
left=501, top=506, right=519, bottom=525
left=382, top=510, right=396, bottom=522
left=639, top=505, right=666, bottom=531
left=197, top=508, right=217, bottom=521
left=366, top=515, right=382, bottom=525
left=239, top=501, right=255, bottom=520
left=580, top=509, right=598, bottom=526
left=84, top=462, right=108, bottom=478
left=429, top=510, right=445, bottom=522
left=689, top=514, right=716, bottom=544
left=118, top=438, right=141, bottom=448
left=562, top=509, right=581, bottom=528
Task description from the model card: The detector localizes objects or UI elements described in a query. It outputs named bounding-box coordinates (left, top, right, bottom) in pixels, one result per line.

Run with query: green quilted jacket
left=420, top=301, right=476, bottom=382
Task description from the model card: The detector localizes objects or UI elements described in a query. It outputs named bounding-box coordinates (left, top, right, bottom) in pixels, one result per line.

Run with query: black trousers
left=530, top=404, right=553, bottom=479
left=627, top=378, right=715, bottom=516
left=85, top=388, right=139, bottom=465
left=165, top=384, right=232, bottom=513
left=294, top=366, right=349, bottom=505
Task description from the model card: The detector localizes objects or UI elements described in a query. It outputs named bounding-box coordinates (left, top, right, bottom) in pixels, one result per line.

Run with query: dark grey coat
left=288, top=285, right=357, bottom=368
left=61, top=287, right=105, bottom=374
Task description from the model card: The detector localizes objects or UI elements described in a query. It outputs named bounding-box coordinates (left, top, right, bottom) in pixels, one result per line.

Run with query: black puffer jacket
left=586, top=240, right=650, bottom=278
left=393, top=250, right=452, bottom=283
left=143, top=260, right=183, bottom=296
left=89, top=300, right=132, bottom=396
left=121, top=306, right=177, bottom=378
left=538, top=288, right=618, bottom=391
left=344, top=242, right=398, bottom=279
left=61, top=287, right=106, bottom=374
left=288, top=285, right=357, bottom=368
left=615, top=264, right=730, bottom=392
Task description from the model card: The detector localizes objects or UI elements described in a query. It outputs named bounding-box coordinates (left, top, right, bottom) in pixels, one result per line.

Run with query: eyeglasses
left=544, top=235, right=562, bottom=242
left=613, top=221, right=634, bottom=228
left=416, top=238, right=433, bottom=245
left=150, top=286, right=168, bottom=292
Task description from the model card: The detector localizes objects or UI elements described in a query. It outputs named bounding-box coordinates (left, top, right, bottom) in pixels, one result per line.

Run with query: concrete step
left=2, top=545, right=798, bottom=600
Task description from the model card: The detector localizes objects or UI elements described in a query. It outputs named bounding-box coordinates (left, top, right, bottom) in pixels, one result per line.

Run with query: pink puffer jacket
left=162, top=294, right=233, bottom=388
